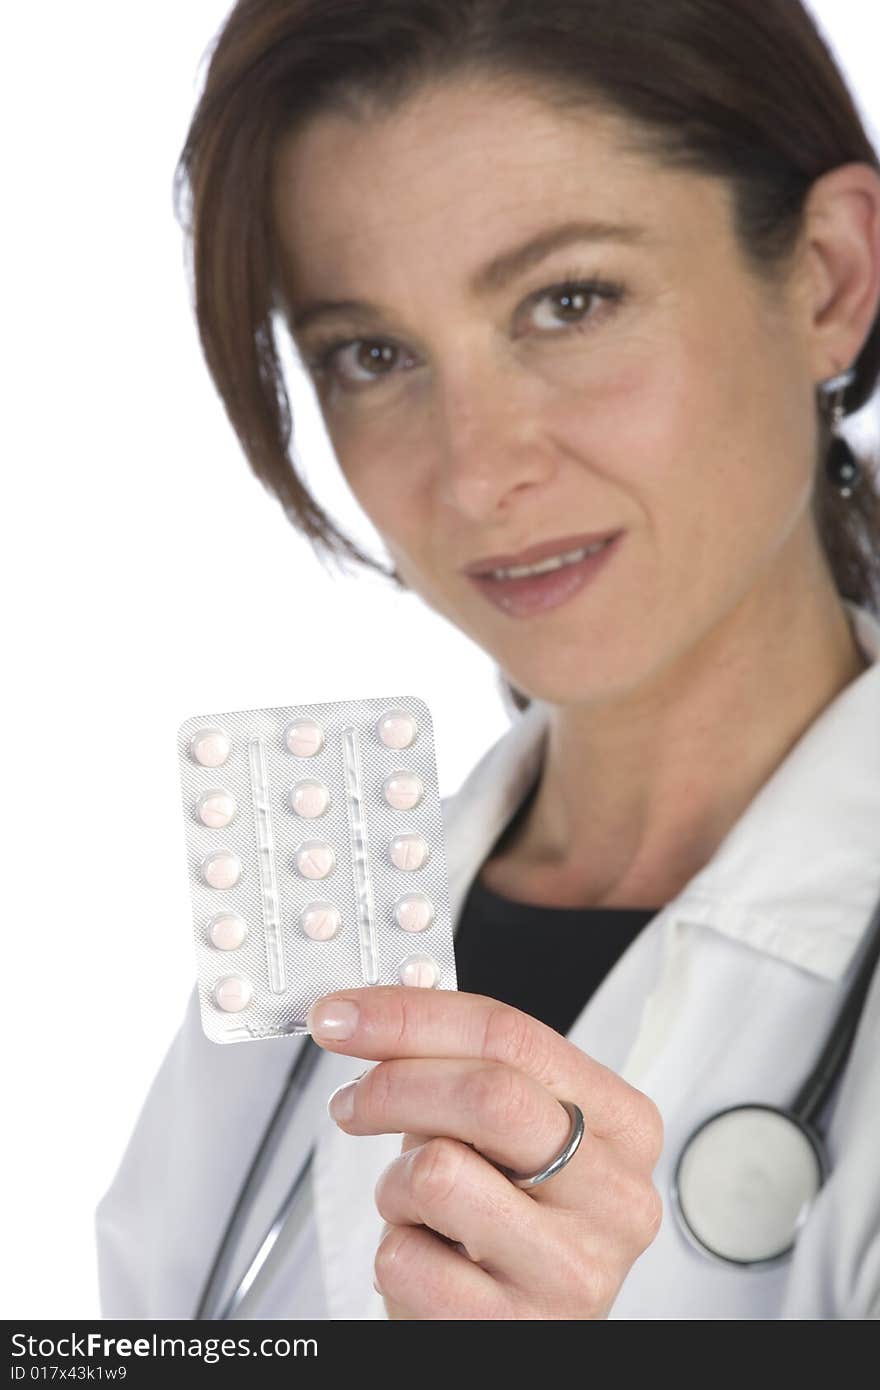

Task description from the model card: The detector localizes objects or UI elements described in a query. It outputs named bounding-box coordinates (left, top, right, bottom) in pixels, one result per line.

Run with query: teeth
left=489, top=539, right=609, bottom=580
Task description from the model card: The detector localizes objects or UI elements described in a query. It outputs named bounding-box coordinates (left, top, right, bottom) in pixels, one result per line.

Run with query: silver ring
left=492, top=1100, right=585, bottom=1190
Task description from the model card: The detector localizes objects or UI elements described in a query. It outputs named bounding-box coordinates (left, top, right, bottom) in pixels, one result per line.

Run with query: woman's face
left=271, top=76, right=821, bottom=704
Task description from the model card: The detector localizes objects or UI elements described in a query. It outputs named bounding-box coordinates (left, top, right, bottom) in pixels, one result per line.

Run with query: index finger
left=306, top=984, right=642, bottom=1142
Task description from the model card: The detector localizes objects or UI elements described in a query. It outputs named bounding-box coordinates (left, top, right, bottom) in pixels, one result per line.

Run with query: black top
left=453, top=778, right=659, bottom=1037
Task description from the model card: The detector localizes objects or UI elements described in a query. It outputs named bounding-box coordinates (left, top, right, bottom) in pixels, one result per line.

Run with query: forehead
left=270, top=76, right=727, bottom=300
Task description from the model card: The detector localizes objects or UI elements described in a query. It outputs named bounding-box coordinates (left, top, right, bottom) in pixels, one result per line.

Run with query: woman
left=96, top=0, right=880, bottom=1319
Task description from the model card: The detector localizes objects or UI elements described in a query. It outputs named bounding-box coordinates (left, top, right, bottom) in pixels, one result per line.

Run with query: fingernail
left=327, top=1080, right=357, bottom=1122
left=309, top=998, right=360, bottom=1040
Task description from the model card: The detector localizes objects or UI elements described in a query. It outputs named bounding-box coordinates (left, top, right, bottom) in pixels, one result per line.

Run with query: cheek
left=325, top=420, right=436, bottom=588
left=546, top=351, right=717, bottom=579
left=325, top=412, right=410, bottom=519
left=574, top=339, right=811, bottom=573
left=682, top=345, right=814, bottom=573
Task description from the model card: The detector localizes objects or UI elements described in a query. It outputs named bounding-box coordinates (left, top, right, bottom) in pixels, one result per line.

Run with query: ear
left=797, top=162, right=880, bottom=384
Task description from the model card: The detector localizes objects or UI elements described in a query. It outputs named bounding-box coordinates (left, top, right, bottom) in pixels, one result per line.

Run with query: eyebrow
left=287, top=218, right=650, bottom=335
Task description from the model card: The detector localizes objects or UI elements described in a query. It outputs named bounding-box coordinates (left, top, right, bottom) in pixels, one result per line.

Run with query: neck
left=493, top=523, right=869, bottom=910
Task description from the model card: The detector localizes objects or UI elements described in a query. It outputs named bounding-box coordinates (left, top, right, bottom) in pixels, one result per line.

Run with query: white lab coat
left=95, top=598, right=880, bottom=1320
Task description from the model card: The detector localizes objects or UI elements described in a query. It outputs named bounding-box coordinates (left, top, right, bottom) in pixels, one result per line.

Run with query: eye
left=305, top=338, right=415, bottom=390
left=303, top=273, right=624, bottom=392
left=525, top=275, right=623, bottom=332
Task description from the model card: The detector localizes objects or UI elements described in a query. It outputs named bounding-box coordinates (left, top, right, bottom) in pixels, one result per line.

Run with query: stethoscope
left=194, top=885, right=880, bottom=1316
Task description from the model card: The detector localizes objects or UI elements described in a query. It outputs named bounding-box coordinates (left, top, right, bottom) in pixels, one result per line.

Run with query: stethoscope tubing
left=193, top=1032, right=322, bottom=1320
left=790, top=890, right=880, bottom=1124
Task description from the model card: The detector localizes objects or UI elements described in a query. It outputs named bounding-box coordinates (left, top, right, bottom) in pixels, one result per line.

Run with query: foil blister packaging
left=177, top=694, right=457, bottom=1043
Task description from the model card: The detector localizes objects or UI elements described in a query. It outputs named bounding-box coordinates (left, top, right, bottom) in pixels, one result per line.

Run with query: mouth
left=465, top=531, right=624, bottom=619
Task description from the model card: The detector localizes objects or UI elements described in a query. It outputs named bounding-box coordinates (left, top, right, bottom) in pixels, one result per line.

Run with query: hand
left=307, top=986, right=664, bottom=1320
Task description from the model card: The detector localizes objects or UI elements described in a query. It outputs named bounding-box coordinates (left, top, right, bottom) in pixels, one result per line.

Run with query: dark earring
left=821, top=366, right=861, bottom=500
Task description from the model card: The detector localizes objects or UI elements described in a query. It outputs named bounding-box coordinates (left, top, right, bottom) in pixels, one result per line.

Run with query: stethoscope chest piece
left=671, top=1103, right=828, bottom=1267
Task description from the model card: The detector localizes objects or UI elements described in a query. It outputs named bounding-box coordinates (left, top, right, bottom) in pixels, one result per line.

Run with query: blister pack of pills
left=177, top=695, right=457, bottom=1044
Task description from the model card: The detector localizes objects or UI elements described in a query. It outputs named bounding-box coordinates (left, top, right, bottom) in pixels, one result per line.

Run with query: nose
left=433, top=356, right=559, bottom=523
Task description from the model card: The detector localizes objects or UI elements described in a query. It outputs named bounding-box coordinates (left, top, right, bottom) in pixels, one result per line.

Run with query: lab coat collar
left=442, top=598, right=880, bottom=983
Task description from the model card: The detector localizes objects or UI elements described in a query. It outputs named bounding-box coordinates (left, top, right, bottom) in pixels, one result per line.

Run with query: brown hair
left=173, top=0, right=880, bottom=712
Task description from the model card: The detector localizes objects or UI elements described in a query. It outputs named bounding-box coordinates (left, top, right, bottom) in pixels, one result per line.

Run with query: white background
left=3, top=1, right=879, bottom=1320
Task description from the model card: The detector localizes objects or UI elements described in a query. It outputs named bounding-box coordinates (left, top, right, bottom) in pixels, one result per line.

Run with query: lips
left=466, top=531, right=623, bottom=619
left=463, top=529, right=622, bottom=576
